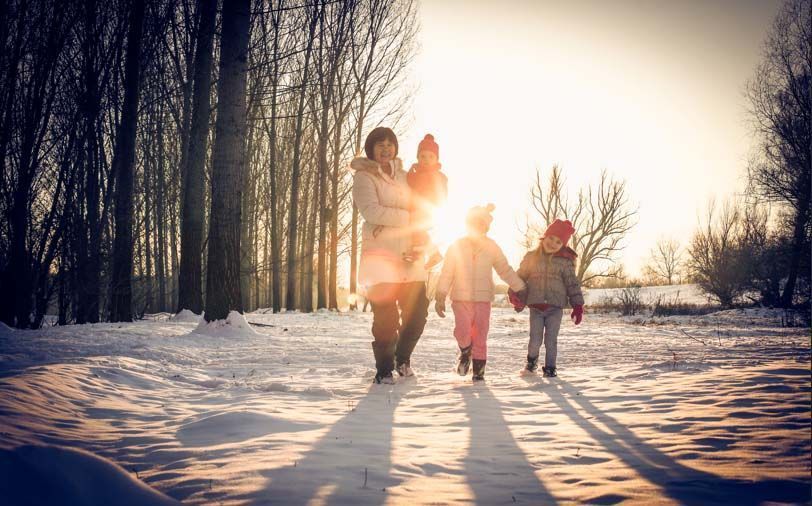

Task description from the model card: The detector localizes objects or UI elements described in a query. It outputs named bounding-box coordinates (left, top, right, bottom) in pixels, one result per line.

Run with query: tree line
left=0, top=0, right=417, bottom=328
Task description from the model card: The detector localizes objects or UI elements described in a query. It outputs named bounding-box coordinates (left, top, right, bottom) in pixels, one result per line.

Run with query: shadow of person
left=461, top=385, right=558, bottom=505
left=240, top=383, right=408, bottom=505
left=542, top=380, right=810, bottom=505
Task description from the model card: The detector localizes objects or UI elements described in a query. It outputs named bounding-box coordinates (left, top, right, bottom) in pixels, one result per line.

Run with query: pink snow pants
left=451, top=301, right=491, bottom=360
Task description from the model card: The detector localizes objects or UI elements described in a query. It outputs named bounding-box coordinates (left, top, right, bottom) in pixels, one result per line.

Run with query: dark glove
left=435, top=293, right=447, bottom=318
left=571, top=305, right=584, bottom=325
left=508, top=288, right=527, bottom=312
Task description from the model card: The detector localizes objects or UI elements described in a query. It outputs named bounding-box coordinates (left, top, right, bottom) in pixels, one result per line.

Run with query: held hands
left=571, top=305, right=584, bottom=325
left=435, top=293, right=447, bottom=318
left=508, top=288, right=527, bottom=313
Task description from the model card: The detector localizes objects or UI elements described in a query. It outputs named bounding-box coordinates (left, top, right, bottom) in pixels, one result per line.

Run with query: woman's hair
left=364, top=127, right=398, bottom=160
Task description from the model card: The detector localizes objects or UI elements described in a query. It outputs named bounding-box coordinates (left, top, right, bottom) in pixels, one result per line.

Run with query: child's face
left=417, top=150, right=438, bottom=165
left=467, top=218, right=490, bottom=236
left=373, top=139, right=396, bottom=165
left=541, top=235, right=563, bottom=254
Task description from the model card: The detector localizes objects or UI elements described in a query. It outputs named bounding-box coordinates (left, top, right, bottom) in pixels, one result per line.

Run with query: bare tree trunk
left=304, top=168, right=318, bottom=313
left=781, top=198, right=809, bottom=307
left=143, top=140, right=154, bottom=313
left=349, top=204, right=359, bottom=309
left=177, top=0, right=216, bottom=314
left=76, top=0, right=102, bottom=324
left=110, top=0, right=146, bottom=322
left=267, top=1, right=283, bottom=313
left=328, top=118, right=342, bottom=310
left=285, top=5, right=319, bottom=311
left=156, top=113, right=168, bottom=312
left=204, top=0, right=250, bottom=322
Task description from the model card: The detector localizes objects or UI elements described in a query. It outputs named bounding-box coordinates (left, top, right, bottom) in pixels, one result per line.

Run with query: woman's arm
left=352, top=171, right=410, bottom=227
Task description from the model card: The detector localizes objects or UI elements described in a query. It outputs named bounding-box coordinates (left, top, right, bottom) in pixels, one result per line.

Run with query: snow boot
left=542, top=366, right=557, bottom=378
left=525, top=355, right=539, bottom=373
left=374, top=370, right=396, bottom=384
left=472, top=359, right=486, bottom=381
left=456, top=345, right=472, bottom=375
left=396, top=360, right=415, bottom=377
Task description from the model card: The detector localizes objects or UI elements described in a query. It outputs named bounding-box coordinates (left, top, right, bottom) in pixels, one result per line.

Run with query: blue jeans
left=528, top=307, right=563, bottom=368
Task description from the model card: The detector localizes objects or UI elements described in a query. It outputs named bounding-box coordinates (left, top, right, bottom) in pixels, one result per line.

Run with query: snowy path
left=0, top=309, right=809, bottom=505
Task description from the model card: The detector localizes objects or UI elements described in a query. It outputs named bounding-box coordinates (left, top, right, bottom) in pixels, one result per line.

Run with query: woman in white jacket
left=352, top=127, right=429, bottom=384
left=435, top=204, right=526, bottom=381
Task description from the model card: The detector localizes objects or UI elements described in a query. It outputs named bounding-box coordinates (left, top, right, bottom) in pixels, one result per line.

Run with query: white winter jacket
left=352, top=157, right=427, bottom=286
left=436, top=235, right=525, bottom=302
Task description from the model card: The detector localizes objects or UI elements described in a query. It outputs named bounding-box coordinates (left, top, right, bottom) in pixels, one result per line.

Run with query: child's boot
left=542, top=366, right=557, bottom=378
left=525, top=355, right=539, bottom=373
left=456, top=345, right=472, bottom=375
left=472, top=359, right=486, bottom=381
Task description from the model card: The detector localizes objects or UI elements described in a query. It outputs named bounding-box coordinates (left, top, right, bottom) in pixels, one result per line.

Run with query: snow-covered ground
left=583, top=283, right=712, bottom=306
left=0, top=307, right=809, bottom=505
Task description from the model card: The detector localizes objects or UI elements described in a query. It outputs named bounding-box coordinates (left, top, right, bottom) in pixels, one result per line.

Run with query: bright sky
left=400, top=0, right=782, bottom=277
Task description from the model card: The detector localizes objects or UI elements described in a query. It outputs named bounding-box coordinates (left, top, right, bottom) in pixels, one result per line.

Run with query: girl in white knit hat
left=434, top=204, right=526, bottom=381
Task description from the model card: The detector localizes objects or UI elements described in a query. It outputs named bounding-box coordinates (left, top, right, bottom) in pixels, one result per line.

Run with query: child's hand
left=571, top=305, right=584, bottom=325
left=435, top=293, right=447, bottom=318
left=508, top=288, right=527, bottom=312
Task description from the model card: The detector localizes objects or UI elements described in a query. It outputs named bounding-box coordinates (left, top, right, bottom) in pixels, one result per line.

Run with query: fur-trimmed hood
left=350, top=156, right=404, bottom=179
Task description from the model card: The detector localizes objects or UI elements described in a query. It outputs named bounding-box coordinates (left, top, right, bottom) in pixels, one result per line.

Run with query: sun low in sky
left=401, top=0, right=782, bottom=277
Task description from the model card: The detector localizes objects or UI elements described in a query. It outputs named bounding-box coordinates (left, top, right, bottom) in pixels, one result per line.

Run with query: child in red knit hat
left=404, top=134, right=447, bottom=269
left=509, top=219, right=584, bottom=377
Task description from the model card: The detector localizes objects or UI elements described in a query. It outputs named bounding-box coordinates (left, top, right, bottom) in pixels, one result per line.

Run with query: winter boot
left=456, top=345, right=472, bottom=375
left=472, top=359, right=486, bottom=381
left=396, top=360, right=415, bottom=377
left=542, top=366, right=557, bottom=378
left=374, top=370, right=396, bottom=384
left=525, top=355, right=539, bottom=373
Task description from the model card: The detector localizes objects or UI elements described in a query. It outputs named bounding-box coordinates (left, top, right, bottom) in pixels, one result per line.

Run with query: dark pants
left=368, top=281, right=429, bottom=375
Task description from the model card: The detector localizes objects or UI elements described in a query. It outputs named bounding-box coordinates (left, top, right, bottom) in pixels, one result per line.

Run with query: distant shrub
left=650, top=293, right=719, bottom=317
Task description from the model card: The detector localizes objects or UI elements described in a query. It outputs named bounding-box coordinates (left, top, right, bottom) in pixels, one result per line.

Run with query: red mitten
left=570, top=305, right=584, bottom=325
left=508, top=288, right=527, bottom=312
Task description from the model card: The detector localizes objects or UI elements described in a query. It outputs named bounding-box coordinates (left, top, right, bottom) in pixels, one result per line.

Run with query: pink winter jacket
left=436, top=235, right=526, bottom=302
left=351, top=157, right=428, bottom=287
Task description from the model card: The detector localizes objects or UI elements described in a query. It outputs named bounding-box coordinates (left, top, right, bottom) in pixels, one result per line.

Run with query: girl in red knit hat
left=509, top=219, right=585, bottom=377
left=404, top=134, right=447, bottom=269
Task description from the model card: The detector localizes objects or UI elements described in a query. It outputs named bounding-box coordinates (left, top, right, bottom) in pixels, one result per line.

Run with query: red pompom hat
left=417, top=134, right=439, bottom=157
left=543, top=219, right=575, bottom=246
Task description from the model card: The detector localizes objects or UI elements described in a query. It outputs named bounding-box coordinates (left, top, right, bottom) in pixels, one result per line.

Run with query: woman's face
left=373, top=139, right=396, bottom=165
left=541, top=235, right=563, bottom=254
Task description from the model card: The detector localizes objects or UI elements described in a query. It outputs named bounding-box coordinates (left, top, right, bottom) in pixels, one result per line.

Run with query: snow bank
left=192, top=310, right=258, bottom=337
left=170, top=309, right=201, bottom=323
left=0, top=444, right=178, bottom=505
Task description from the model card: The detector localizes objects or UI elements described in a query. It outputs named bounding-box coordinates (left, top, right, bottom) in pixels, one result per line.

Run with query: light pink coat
left=352, top=157, right=427, bottom=286
left=436, top=235, right=525, bottom=302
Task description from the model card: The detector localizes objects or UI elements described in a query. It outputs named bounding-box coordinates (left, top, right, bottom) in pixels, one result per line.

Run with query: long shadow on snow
left=542, top=379, right=810, bottom=505
left=461, top=385, right=558, bottom=505
left=241, top=383, right=407, bottom=505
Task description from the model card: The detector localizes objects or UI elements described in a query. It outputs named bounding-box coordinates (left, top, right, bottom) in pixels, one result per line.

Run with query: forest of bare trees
left=0, top=0, right=417, bottom=328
